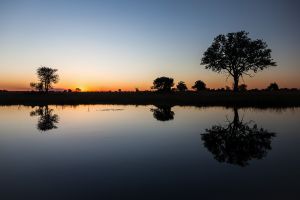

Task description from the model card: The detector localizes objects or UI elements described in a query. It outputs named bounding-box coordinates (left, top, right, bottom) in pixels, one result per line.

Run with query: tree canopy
left=30, top=66, right=59, bottom=92
left=201, top=31, right=276, bottom=92
left=192, top=80, right=206, bottom=91
left=267, top=82, right=279, bottom=91
left=152, top=77, right=174, bottom=92
left=176, top=81, right=188, bottom=92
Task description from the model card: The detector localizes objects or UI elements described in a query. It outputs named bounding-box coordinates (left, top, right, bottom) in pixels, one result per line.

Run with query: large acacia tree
left=201, top=31, right=276, bottom=92
left=30, top=66, right=59, bottom=93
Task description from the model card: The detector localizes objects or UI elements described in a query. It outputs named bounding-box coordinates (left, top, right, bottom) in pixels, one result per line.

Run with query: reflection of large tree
left=151, top=105, right=174, bottom=121
left=201, top=108, right=275, bottom=167
left=30, top=106, right=59, bottom=131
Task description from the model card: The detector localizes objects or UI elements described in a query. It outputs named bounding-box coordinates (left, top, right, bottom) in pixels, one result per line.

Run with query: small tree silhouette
left=152, top=77, right=174, bottom=92
left=192, top=80, right=206, bottom=91
left=30, top=106, right=59, bottom=131
left=267, top=82, right=279, bottom=91
left=238, top=84, right=247, bottom=92
left=201, top=108, right=275, bottom=167
left=75, top=88, right=81, bottom=92
left=30, top=66, right=59, bottom=93
left=201, top=31, right=276, bottom=92
left=150, top=105, right=174, bottom=121
left=176, top=81, right=188, bottom=92
left=30, top=82, right=43, bottom=92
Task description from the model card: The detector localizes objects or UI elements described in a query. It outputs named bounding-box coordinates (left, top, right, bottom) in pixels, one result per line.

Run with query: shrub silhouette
left=152, top=77, right=174, bottom=92
left=75, top=88, right=82, bottom=92
left=176, top=81, right=188, bottom=92
left=201, top=31, right=276, bottom=92
left=192, top=80, right=206, bottom=91
left=267, top=82, right=279, bottom=91
left=238, top=84, right=247, bottom=92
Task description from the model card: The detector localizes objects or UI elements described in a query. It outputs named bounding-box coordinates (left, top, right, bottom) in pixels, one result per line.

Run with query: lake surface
left=0, top=105, right=299, bottom=199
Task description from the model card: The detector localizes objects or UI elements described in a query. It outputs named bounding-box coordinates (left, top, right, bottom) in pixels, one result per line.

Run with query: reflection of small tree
left=176, top=81, right=188, bottom=92
left=30, top=106, right=59, bottom=131
left=201, top=108, right=275, bottom=167
left=150, top=105, right=174, bottom=121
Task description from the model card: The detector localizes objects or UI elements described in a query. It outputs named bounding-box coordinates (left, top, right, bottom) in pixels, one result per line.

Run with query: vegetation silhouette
left=30, top=66, right=59, bottom=93
left=75, top=88, right=82, bottom=92
left=192, top=80, right=206, bottom=91
left=238, top=84, right=247, bottom=92
left=267, top=82, right=279, bottom=91
left=152, top=77, right=174, bottom=92
left=30, top=106, right=59, bottom=131
left=201, top=107, right=276, bottom=167
left=150, top=105, right=175, bottom=121
left=201, top=31, right=276, bottom=92
left=176, top=81, right=188, bottom=92
left=0, top=90, right=299, bottom=107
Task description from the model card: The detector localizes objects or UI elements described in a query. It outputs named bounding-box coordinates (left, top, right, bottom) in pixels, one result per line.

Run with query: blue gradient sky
left=0, top=0, right=299, bottom=91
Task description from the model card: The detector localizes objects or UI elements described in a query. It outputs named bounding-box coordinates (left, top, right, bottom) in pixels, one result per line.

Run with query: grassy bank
left=0, top=91, right=300, bottom=107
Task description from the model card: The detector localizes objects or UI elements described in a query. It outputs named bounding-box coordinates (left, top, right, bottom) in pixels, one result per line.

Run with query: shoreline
left=0, top=91, right=300, bottom=108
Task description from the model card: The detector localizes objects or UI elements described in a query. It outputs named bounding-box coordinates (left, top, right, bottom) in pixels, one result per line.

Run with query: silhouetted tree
left=176, top=81, right=188, bottom=92
left=30, top=66, right=59, bottom=93
left=30, top=106, right=59, bottom=131
left=152, top=77, right=174, bottom=92
left=75, top=88, right=81, bottom=92
left=238, top=84, right=247, bottom=92
left=30, top=82, right=43, bottom=92
left=201, top=31, right=276, bottom=92
left=150, top=105, right=174, bottom=121
left=267, top=82, right=279, bottom=91
left=201, top=108, right=275, bottom=167
left=192, top=80, right=206, bottom=91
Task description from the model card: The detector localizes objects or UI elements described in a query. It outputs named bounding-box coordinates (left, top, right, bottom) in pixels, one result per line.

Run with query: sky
left=0, top=0, right=299, bottom=91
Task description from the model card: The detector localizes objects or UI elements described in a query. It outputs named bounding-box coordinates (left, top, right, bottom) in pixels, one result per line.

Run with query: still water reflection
left=30, top=106, right=59, bottom=131
left=201, top=107, right=275, bottom=167
left=151, top=105, right=175, bottom=121
left=0, top=105, right=299, bottom=199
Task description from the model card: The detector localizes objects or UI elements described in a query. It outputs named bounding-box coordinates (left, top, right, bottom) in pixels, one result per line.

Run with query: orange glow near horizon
left=0, top=60, right=299, bottom=91
left=1, top=72, right=299, bottom=92
left=1, top=0, right=300, bottom=92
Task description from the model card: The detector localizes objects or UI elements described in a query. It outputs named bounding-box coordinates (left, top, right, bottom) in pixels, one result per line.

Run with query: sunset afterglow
left=0, top=0, right=299, bottom=91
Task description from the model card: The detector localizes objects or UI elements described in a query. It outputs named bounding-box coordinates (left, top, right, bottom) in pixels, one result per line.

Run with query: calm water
left=0, top=105, right=299, bottom=199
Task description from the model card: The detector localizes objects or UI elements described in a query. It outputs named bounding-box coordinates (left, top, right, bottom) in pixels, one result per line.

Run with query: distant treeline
left=1, top=90, right=300, bottom=107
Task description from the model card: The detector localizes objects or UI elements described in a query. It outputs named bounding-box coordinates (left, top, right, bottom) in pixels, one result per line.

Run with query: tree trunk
left=44, top=81, right=48, bottom=93
left=233, top=107, right=239, bottom=127
left=233, top=75, right=239, bottom=92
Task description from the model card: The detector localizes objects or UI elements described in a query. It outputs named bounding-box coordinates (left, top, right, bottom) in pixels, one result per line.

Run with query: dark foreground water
left=0, top=105, right=299, bottom=199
